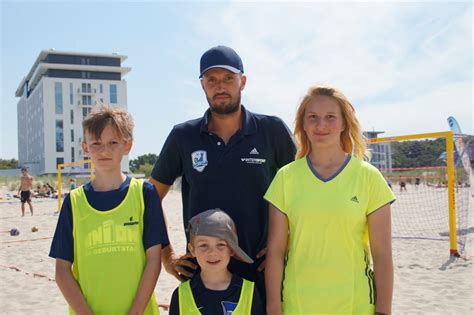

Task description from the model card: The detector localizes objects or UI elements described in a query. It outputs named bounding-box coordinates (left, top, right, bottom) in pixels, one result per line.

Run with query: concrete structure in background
left=364, top=130, right=392, bottom=172
left=15, top=50, right=131, bottom=175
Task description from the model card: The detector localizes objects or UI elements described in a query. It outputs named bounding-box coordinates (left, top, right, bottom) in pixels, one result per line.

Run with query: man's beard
left=206, top=92, right=241, bottom=115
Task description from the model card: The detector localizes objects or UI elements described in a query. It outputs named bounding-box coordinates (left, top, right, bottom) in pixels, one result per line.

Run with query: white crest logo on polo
left=191, top=150, right=208, bottom=172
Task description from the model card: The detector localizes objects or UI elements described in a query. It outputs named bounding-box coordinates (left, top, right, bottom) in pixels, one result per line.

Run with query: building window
left=81, top=83, right=91, bottom=93
left=82, top=95, right=92, bottom=105
left=71, top=147, right=75, bottom=162
left=81, top=57, right=91, bottom=65
left=56, top=157, right=64, bottom=167
left=82, top=107, right=91, bottom=119
left=71, top=129, right=74, bottom=142
left=70, top=110, right=74, bottom=124
left=69, top=83, right=73, bottom=105
left=56, top=120, right=64, bottom=152
left=99, top=84, right=103, bottom=93
left=110, top=84, right=117, bottom=104
left=55, top=82, right=63, bottom=114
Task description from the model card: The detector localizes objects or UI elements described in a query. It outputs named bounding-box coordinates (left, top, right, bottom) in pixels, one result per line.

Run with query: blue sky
left=1, top=1, right=472, bottom=160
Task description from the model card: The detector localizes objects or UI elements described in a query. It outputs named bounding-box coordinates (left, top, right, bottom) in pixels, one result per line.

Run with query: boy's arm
left=55, top=258, right=92, bottom=315
left=128, top=244, right=162, bottom=315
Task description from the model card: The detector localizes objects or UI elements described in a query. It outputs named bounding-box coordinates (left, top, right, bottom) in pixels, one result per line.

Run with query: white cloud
left=187, top=2, right=472, bottom=135
left=358, top=81, right=473, bottom=136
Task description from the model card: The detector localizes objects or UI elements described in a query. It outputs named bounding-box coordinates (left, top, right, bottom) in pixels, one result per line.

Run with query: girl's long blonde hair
left=294, top=85, right=368, bottom=160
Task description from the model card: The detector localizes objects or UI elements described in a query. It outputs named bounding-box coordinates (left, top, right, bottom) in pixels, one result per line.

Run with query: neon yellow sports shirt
left=178, top=278, right=254, bottom=314
left=70, top=178, right=158, bottom=315
left=265, top=156, right=395, bottom=315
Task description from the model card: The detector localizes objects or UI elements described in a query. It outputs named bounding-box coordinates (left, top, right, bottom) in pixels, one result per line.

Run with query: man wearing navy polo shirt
left=150, top=45, right=295, bottom=299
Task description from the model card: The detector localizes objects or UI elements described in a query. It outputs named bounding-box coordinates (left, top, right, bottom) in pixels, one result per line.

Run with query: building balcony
left=77, top=88, right=96, bottom=94
left=77, top=100, right=93, bottom=106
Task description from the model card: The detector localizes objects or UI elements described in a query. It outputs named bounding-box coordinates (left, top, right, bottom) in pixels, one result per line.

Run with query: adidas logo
left=350, top=196, right=359, bottom=203
left=249, top=148, right=259, bottom=155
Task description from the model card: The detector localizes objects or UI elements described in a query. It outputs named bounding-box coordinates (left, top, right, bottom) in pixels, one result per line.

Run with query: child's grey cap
left=188, top=208, right=254, bottom=264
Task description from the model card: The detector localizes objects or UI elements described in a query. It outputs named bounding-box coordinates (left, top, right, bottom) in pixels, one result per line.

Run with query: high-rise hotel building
left=15, top=50, right=131, bottom=175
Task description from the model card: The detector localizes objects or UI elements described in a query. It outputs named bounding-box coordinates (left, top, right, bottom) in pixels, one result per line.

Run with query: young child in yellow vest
left=49, top=105, right=169, bottom=314
left=169, top=209, right=264, bottom=314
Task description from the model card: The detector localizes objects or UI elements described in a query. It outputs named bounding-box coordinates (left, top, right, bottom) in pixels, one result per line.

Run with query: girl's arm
left=55, top=258, right=92, bottom=315
left=368, top=204, right=393, bottom=315
left=128, top=244, right=162, bottom=315
left=265, top=204, right=289, bottom=315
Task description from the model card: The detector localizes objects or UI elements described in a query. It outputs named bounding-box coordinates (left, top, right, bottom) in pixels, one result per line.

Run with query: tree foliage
left=391, top=135, right=474, bottom=168
left=129, top=154, right=158, bottom=173
left=391, top=138, right=446, bottom=168
left=137, top=163, right=154, bottom=177
left=0, top=158, right=19, bottom=169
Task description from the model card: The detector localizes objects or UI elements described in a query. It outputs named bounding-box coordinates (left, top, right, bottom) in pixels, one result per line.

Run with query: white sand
left=0, top=186, right=473, bottom=314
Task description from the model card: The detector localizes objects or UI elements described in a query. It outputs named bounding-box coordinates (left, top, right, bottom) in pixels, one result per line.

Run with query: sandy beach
left=1, top=185, right=473, bottom=314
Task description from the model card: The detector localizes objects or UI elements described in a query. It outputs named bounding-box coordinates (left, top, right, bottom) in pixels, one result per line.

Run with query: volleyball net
left=368, top=131, right=472, bottom=256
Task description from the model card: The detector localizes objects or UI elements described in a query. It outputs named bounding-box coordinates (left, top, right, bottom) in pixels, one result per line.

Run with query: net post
left=56, top=160, right=94, bottom=212
left=445, top=131, right=458, bottom=256
left=57, top=163, right=62, bottom=212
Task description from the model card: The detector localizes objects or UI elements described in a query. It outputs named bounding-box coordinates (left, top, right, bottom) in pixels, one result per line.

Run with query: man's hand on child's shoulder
left=162, top=246, right=197, bottom=281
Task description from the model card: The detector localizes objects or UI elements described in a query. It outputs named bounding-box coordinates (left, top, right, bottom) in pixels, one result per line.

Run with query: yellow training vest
left=70, top=178, right=158, bottom=315
left=178, top=278, right=254, bottom=314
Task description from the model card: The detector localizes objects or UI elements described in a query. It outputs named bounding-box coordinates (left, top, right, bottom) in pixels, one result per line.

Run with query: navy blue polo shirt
left=151, top=106, right=295, bottom=280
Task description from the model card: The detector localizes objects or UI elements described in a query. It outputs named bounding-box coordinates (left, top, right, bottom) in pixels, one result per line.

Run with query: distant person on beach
left=49, top=105, right=169, bottom=314
left=265, top=85, right=395, bottom=314
left=386, top=175, right=393, bottom=189
left=399, top=176, right=407, bottom=192
left=33, top=184, right=41, bottom=197
left=69, top=178, right=76, bottom=191
left=169, top=209, right=264, bottom=314
left=41, top=184, right=51, bottom=197
left=18, top=166, right=33, bottom=216
left=415, top=176, right=421, bottom=189
left=150, top=45, right=296, bottom=301
left=46, top=182, right=56, bottom=193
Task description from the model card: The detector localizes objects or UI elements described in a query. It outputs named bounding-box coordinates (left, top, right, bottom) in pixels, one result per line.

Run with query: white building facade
left=15, top=50, right=131, bottom=175
left=364, top=131, right=393, bottom=172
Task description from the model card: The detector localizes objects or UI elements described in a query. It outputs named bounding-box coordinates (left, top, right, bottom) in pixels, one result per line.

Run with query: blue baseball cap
left=199, top=45, right=244, bottom=78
